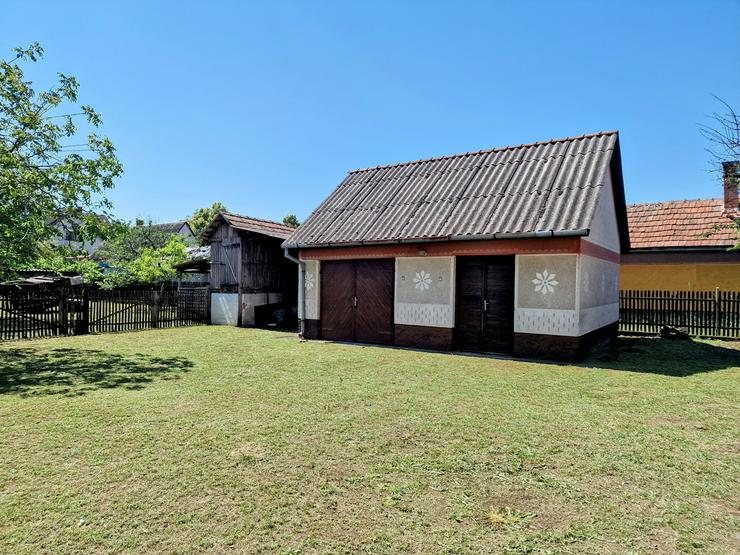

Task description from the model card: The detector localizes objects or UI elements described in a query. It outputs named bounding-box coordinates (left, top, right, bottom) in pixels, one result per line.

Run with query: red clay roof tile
left=627, top=198, right=737, bottom=249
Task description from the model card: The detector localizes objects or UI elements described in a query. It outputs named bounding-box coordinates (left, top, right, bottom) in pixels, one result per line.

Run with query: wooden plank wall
left=209, top=222, right=241, bottom=290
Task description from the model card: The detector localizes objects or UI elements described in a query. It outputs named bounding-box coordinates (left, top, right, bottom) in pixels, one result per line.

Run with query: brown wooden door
left=456, top=257, right=485, bottom=351
left=483, top=258, right=515, bottom=352
left=320, top=261, right=355, bottom=341
left=320, top=259, right=394, bottom=345
left=355, top=260, right=394, bottom=344
left=456, top=256, right=514, bottom=353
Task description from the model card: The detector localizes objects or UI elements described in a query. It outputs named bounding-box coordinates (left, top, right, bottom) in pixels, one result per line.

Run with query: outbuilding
left=282, top=131, right=629, bottom=360
left=203, top=212, right=298, bottom=327
left=621, top=161, right=739, bottom=291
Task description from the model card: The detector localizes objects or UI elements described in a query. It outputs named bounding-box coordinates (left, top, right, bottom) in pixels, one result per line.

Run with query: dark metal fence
left=620, top=290, right=740, bottom=338
left=0, top=287, right=209, bottom=341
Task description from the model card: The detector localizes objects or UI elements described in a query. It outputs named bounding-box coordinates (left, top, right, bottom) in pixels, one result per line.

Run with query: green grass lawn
left=0, top=328, right=738, bottom=554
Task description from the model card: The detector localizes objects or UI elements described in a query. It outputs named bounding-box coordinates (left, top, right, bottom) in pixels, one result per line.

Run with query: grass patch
left=0, top=328, right=738, bottom=553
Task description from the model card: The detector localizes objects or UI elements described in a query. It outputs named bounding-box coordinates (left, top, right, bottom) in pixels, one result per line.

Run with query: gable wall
left=584, top=169, right=621, bottom=253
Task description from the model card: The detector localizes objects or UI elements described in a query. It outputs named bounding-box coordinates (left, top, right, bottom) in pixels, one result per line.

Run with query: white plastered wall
left=514, top=252, right=619, bottom=337
left=394, top=256, right=455, bottom=328
left=300, top=259, right=320, bottom=320
left=585, top=169, right=621, bottom=253
left=578, top=254, right=619, bottom=334
left=515, top=254, right=580, bottom=336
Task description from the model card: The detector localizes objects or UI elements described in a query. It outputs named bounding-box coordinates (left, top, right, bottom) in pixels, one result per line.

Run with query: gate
left=0, top=287, right=209, bottom=341
left=0, top=288, right=86, bottom=340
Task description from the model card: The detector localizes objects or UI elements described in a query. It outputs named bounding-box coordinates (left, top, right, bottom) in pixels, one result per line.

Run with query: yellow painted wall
left=620, top=263, right=740, bottom=291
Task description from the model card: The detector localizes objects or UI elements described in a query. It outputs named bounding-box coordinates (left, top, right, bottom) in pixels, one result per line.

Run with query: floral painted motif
left=532, top=269, right=559, bottom=295
left=413, top=270, right=432, bottom=291
left=304, top=272, right=315, bottom=291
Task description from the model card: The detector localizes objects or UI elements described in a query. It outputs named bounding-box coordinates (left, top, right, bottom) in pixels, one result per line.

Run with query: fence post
left=79, top=289, right=89, bottom=335
left=58, top=290, right=68, bottom=336
left=151, top=290, right=160, bottom=328
left=714, top=287, right=720, bottom=337
left=206, top=287, right=212, bottom=325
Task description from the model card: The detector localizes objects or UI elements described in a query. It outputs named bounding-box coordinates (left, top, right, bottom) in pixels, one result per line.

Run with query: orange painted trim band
left=578, top=240, right=621, bottom=264
left=298, top=237, right=622, bottom=263
left=299, top=237, right=581, bottom=260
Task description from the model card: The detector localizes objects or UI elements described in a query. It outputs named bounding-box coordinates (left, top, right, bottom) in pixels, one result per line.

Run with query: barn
left=203, top=212, right=298, bottom=327
left=282, top=131, right=629, bottom=360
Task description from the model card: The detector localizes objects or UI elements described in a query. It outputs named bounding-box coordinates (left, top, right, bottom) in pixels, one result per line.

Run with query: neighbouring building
left=151, top=220, right=196, bottom=243
left=49, top=213, right=108, bottom=256
left=202, top=212, right=298, bottom=327
left=621, top=161, right=739, bottom=291
left=282, top=131, right=629, bottom=360
left=173, top=246, right=211, bottom=286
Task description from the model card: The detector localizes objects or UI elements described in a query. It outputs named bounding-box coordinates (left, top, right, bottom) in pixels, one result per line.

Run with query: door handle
left=483, top=299, right=488, bottom=312
left=353, top=296, right=358, bottom=308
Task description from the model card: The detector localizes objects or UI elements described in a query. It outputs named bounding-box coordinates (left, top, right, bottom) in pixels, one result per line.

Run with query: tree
left=699, top=96, right=740, bottom=164
left=96, top=220, right=175, bottom=263
left=0, top=43, right=123, bottom=280
left=282, top=214, right=300, bottom=228
left=101, top=235, right=187, bottom=289
left=699, top=96, right=740, bottom=250
left=188, top=202, right=227, bottom=242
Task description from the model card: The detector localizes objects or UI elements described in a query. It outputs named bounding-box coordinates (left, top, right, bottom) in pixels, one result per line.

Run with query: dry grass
left=0, top=327, right=738, bottom=554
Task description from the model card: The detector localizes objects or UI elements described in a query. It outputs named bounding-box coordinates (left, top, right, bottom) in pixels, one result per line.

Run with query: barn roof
left=151, top=221, right=192, bottom=234
left=627, top=199, right=738, bottom=250
left=201, top=212, right=296, bottom=241
left=283, top=131, right=627, bottom=249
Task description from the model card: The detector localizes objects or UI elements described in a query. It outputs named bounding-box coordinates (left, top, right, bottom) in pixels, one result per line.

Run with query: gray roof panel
left=284, top=131, right=620, bottom=247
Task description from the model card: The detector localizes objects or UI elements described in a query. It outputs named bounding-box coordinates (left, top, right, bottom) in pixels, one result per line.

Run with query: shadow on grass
left=0, top=347, right=193, bottom=397
left=585, top=336, right=740, bottom=377
left=317, top=335, right=739, bottom=377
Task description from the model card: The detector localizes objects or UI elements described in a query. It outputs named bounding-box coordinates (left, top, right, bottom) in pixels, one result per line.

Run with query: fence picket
left=0, top=287, right=209, bottom=341
left=618, top=289, right=739, bottom=338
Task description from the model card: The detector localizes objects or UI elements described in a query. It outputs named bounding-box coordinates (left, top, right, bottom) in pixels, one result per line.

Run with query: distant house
left=622, top=162, right=739, bottom=291
left=202, top=212, right=298, bottom=327
left=151, top=221, right=196, bottom=243
left=282, top=131, right=629, bottom=360
left=49, top=213, right=108, bottom=256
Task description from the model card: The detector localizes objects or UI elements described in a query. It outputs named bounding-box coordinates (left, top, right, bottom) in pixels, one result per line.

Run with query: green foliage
left=31, top=233, right=187, bottom=289
left=0, top=43, right=123, bottom=280
left=282, top=214, right=300, bottom=228
left=126, top=235, right=188, bottom=285
left=31, top=248, right=103, bottom=284
left=99, top=235, right=188, bottom=289
left=188, top=202, right=227, bottom=242
left=95, top=220, right=175, bottom=263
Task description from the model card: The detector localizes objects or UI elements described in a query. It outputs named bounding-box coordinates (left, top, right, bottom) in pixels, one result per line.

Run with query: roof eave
left=282, top=229, right=590, bottom=249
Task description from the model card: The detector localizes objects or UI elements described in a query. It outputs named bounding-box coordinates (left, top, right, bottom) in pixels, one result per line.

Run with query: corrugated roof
left=627, top=199, right=738, bottom=249
left=283, top=131, right=622, bottom=248
left=202, top=212, right=296, bottom=241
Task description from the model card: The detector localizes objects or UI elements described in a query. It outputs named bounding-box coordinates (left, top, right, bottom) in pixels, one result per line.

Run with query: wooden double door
left=456, top=256, right=515, bottom=353
left=320, top=259, right=394, bottom=345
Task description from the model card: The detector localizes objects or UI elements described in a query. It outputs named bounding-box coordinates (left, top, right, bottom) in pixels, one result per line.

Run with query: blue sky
left=2, top=1, right=739, bottom=224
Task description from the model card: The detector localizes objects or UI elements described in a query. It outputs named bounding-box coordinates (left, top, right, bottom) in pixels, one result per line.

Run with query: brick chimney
left=723, top=161, right=739, bottom=213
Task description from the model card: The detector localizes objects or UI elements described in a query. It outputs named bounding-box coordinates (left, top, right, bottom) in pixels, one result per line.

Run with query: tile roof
left=283, top=131, right=624, bottom=248
left=202, top=212, right=296, bottom=241
left=627, top=199, right=738, bottom=250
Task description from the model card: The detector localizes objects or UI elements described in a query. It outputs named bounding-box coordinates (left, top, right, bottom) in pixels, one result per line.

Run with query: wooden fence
left=619, top=290, right=740, bottom=338
left=0, top=287, right=209, bottom=341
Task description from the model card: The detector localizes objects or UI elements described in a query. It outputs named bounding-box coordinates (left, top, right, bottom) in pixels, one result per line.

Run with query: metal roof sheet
left=284, top=131, right=621, bottom=248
